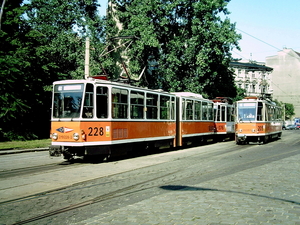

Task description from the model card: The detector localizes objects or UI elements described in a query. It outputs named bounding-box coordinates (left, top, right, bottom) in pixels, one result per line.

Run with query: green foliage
left=0, top=139, right=51, bottom=150
left=233, top=87, right=246, bottom=102
left=107, top=0, right=241, bottom=98
left=283, top=103, right=295, bottom=120
left=0, top=0, right=105, bottom=141
left=272, top=100, right=295, bottom=120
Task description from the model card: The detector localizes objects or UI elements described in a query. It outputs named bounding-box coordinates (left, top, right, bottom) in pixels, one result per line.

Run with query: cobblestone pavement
left=73, top=152, right=300, bottom=225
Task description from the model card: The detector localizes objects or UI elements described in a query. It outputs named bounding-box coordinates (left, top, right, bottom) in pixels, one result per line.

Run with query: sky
left=97, top=0, right=300, bottom=62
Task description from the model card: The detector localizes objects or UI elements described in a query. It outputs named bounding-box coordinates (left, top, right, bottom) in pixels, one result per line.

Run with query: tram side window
left=276, top=108, right=282, bottom=121
left=186, top=99, right=194, bottom=120
left=266, top=105, right=272, bottom=121
left=82, top=83, right=94, bottom=118
left=170, top=97, right=175, bottom=120
left=257, top=102, right=263, bottom=121
left=160, top=95, right=171, bottom=120
left=227, top=106, right=233, bottom=122
left=269, top=106, right=275, bottom=121
left=130, top=91, right=144, bottom=119
left=195, top=101, right=201, bottom=120
left=182, top=99, right=186, bottom=120
left=96, top=86, right=108, bottom=118
left=112, top=88, right=128, bottom=119
left=221, top=105, right=226, bottom=122
left=265, top=105, right=269, bottom=121
left=146, top=93, right=158, bottom=119
left=215, top=105, right=220, bottom=121
left=202, top=102, right=208, bottom=120
left=208, top=103, right=214, bottom=120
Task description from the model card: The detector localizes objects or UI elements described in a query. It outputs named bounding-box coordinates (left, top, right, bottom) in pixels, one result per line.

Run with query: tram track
left=0, top=162, right=78, bottom=179
left=10, top=168, right=182, bottom=225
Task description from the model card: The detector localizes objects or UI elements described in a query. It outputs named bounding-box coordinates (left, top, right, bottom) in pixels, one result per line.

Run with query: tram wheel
left=263, top=136, right=269, bottom=144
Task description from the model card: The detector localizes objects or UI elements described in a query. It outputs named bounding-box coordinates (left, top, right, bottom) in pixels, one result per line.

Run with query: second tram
left=235, top=97, right=283, bottom=144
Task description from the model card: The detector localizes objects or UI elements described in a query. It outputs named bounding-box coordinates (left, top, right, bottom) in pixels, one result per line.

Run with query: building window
left=238, top=69, right=242, bottom=77
left=252, top=84, right=256, bottom=93
left=245, top=71, right=249, bottom=78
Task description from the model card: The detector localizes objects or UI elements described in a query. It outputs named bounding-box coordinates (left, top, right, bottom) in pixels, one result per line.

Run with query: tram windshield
left=237, top=102, right=256, bottom=122
left=53, top=84, right=84, bottom=118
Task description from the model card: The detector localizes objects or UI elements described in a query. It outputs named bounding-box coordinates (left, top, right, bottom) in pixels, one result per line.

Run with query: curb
left=0, top=148, right=49, bottom=155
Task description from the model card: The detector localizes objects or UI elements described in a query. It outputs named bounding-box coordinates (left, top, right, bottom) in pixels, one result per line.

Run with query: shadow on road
left=160, top=185, right=300, bottom=205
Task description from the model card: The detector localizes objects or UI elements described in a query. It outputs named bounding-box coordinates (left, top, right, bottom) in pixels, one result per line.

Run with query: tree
left=106, top=0, right=241, bottom=98
left=0, top=0, right=34, bottom=140
left=0, top=0, right=105, bottom=141
left=25, top=0, right=105, bottom=79
left=283, top=103, right=295, bottom=120
left=233, top=87, right=246, bottom=102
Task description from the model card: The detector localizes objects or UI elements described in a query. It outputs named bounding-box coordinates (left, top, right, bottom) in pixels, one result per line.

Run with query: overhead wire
left=233, top=28, right=299, bottom=98
left=235, top=28, right=300, bottom=61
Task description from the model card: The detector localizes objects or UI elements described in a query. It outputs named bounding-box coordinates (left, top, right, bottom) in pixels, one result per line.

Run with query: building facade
left=230, top=61, right=273, bottom=97
left=266, top=48, right=300, bottom=118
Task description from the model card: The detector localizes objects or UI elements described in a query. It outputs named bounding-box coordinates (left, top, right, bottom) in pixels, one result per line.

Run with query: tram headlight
left=252, top=129, right=256, bottom=133
left=239, top=129, right=242, bottom=133
left=73, top=133, right=79, bottom=140
left=52, top=133, right=58, bottom=140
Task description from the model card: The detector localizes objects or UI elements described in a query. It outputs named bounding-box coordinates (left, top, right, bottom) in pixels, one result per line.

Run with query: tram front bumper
left=236, top=134, right=247, bottom=142
left=49, top=145, right=63, bottom=157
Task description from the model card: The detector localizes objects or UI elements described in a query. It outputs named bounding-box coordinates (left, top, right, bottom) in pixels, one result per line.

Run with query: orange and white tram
left=49, top=79, right=177, bottom=160
left=49, top=79, right=217, bottom=160
left=235, top=97, right=283, bottom=144
left=212, top=97, right=235, bottom=141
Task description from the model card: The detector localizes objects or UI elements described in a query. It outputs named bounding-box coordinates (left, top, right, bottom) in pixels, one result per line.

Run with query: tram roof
left=53, top=79, right=173, bottom=94
left=172, top=92, right=206, bottom=99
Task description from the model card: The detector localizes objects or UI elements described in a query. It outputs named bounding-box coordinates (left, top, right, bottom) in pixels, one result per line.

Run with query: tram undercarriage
left=235, top=132, right=282, bottom=145
left=49, top=139, right=175, bottom=161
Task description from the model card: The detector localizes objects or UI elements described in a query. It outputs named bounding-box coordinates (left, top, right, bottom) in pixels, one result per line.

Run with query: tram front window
left=53, top=84, right=84, bottom=118
left=237, top=102, right=256, bottom=122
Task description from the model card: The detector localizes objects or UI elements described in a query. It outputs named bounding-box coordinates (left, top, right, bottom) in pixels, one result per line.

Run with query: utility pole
left=84, top=37, right=90, bottom=79
left=282, top=103, right=285, bottom=121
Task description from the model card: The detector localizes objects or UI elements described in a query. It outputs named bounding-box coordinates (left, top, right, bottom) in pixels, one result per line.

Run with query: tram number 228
left=88, top=127, right=104, bottom=136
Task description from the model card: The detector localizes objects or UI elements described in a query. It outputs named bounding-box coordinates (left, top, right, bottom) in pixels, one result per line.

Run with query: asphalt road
left=0, top=130, right=299, bottom=225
